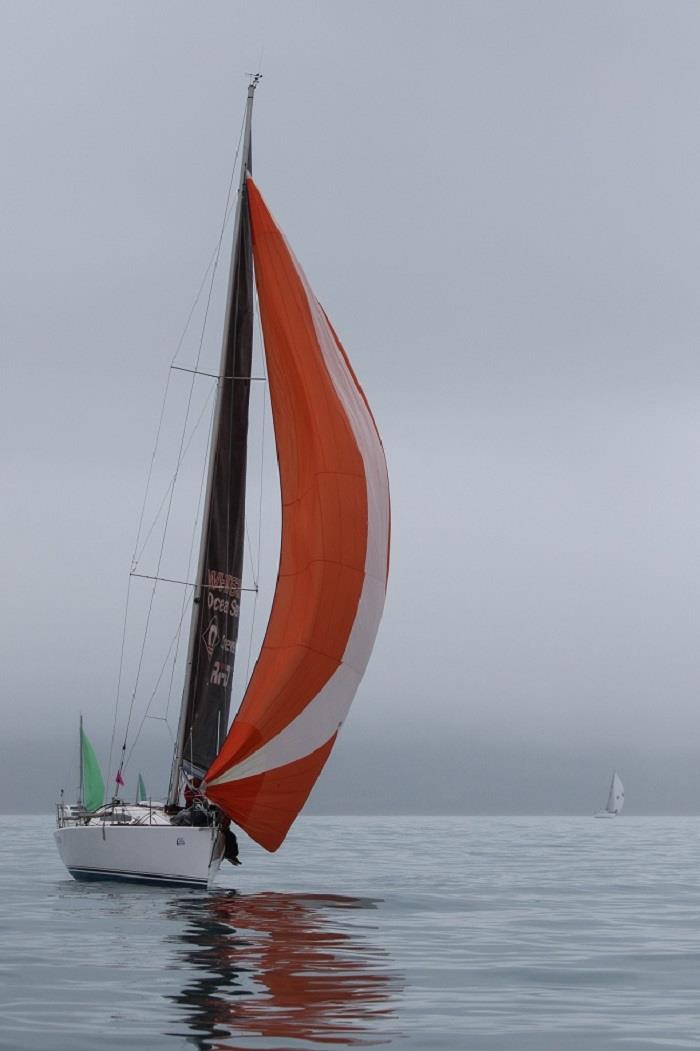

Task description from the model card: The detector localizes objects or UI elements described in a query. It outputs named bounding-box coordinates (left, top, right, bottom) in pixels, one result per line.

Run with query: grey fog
left=2, top=1, right=700, bottom=815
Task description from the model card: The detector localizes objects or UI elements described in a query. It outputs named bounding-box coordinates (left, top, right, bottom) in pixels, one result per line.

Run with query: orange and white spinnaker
left=204, top=178, right=390, bottom=851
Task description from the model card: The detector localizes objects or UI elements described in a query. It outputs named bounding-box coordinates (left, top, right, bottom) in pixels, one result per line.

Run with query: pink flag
left=115, top=770, right=125, bottom=787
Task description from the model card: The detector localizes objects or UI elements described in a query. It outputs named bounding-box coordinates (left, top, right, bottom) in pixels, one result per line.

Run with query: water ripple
left=3, top=815, right=700, bottom=1047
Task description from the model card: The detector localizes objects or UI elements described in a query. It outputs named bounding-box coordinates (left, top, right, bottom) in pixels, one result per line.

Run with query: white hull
left=594, top=810, right=618, bottom=819
left=55, top=818, right=224, bottom=888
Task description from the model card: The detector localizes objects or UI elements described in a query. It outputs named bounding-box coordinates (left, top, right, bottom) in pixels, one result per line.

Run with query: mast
left=606, top=772, right=616, bottom=813
left=168, top=78, right=259, bottom=806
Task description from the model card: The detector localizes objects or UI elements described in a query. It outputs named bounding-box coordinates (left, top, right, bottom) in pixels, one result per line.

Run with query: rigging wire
left=244, top=288, right=270, bottom=687
left=123, top=594, right=192, bottom=769
left=129, top=114, right=246, bottom=567
left=109, top=107, right=247, bottom=787
left=164, top=397, right=215, bottom=727
left=107, top=373, right=216, bottom=787
left=243, top=304, right=267, bottom=592
left=253, top=306, right=268, bottom=589
left=131, top=382, right=217, bottom=570
left=130, top=371, right=173, bottom=572
left=124, top=387, right=215, bottom=766
left=106, top=574, right=133, bottom=798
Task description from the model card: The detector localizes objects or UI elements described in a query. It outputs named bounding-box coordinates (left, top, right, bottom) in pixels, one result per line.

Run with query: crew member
left=171, top=777, right=207, bottom=826
left=219, top=813, right=241, bottom=865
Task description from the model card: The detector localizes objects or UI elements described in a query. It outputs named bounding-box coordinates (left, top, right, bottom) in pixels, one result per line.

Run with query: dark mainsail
left=172, top=130, right=254, bottom=786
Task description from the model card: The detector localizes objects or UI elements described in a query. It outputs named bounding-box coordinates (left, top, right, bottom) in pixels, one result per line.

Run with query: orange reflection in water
left=167, top=891, right=402, bottom=1050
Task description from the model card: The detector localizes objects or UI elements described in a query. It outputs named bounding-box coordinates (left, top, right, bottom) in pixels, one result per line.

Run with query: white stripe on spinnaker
left=207, top=577, right=386, bottom=786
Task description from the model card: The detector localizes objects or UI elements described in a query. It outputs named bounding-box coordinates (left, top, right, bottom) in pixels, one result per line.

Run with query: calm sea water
left=2, top=815, right=700, bottom=1049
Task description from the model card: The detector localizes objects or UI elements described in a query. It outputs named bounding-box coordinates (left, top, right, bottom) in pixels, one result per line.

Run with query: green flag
left=80, top=727, right=105, bottom=812
left=136, top=773, right=147, bottom=804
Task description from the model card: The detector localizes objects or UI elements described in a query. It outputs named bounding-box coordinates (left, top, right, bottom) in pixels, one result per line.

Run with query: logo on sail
left=207, top=569, right=241, bottom=596
left=205, top=569, right=242, bottom=619
left=202, top=617, right=221, bottom=660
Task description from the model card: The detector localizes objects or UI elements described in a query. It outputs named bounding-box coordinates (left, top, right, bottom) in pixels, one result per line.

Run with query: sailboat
left=594, top=771, right=624, bottom=818
left=54, top=78, right=390, bottom=887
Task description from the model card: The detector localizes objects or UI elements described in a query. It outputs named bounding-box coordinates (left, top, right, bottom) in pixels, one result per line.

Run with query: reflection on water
left=14, top=816, right=700, bottom=1049
left=166, top=891, right=403, bottom=1050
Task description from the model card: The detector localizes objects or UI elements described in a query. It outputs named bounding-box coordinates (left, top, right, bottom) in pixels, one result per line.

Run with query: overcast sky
left=3, top=1, right=700, bottom=814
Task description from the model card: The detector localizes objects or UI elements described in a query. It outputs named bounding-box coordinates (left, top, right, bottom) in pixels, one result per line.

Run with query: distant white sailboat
left=595, top=771, right=624, bottom=818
